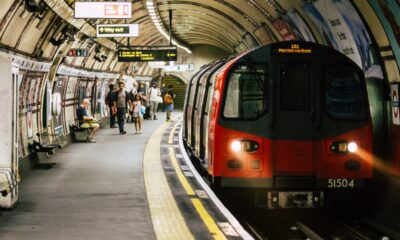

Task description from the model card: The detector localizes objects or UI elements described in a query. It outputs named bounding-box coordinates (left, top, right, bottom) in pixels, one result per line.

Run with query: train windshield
left=223, top=63, right=268, bottom=119
left=325, top=66, right=366, bottom=120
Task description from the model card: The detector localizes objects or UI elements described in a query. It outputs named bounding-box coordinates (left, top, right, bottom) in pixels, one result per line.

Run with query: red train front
left=183, top=41, right=373, bottom=208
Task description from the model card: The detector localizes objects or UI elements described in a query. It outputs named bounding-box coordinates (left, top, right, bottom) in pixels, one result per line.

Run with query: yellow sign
left=277, top=44, right=312, bottom=54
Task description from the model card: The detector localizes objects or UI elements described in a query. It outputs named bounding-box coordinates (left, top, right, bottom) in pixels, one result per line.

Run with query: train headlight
left=229, top=139, right=260, bottom=152
left=231, top=140, right=242, bottom=152
left=330, top=141, right=358, bottom=153
left=347, top=142, right=358, bottom=153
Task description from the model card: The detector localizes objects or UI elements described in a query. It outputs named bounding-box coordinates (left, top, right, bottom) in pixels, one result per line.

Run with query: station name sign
left=275, top=44, right=313, bottom=54
left=118, top=47, right=177, bottom=62
left=74, top=2, right=132, bottom=19
left=67, top=48, right=89, bottom=57
left=96, top=24, right=139, bottom=38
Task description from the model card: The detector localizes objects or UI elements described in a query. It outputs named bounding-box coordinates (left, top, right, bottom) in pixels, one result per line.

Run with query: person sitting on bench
left=76, top=98, right=99, bottom=143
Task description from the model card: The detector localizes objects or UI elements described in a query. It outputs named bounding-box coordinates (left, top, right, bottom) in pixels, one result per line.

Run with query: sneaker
left=135, top=131, right=139, bottom=134
left=139, top=131, right=142, bottom=134
left=120, top=131, right=127, bottom=135
left=87, top=137, right=96, bottom=143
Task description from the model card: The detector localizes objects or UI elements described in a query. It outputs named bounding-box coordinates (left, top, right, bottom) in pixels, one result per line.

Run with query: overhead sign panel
left=67, top=48, right=89, bottom=57
left=118, top=47, right=177, bottom=62
left=74, top=2, right=132, bottom=19
left=164, top=63, right=194, bottom=72
left=96, top=24, right=139, bottom=37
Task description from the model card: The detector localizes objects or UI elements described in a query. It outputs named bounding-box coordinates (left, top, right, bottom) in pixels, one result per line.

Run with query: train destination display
left=118, top=48, right=177, bottom=62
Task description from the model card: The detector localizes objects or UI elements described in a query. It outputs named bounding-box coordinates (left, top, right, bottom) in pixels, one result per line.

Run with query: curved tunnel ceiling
left=0, top=0, right=398, bottom=82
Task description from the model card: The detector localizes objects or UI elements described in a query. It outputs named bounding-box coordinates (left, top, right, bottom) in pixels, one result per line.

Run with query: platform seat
left=28, top=129, right=63, bottom=155
left=69, top=119, right=90, bottom=143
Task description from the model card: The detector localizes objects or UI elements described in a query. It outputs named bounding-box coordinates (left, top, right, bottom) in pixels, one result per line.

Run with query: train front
left=209, top=42, right=373, bottom=209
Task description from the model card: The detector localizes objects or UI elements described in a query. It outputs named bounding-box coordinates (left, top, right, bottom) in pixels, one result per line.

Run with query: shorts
left=80, top=122, right=99, bottom=129
left=165, top=103, right=174, bottom=111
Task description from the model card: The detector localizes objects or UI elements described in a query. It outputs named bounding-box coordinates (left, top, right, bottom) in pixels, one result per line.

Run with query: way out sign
left=391, top=83, right=400, bottom=125
left=96, top=24, right=139, bottom=38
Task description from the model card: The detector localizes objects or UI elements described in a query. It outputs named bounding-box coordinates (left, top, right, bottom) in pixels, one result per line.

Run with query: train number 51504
left=327, top=179, right=355, bottom=188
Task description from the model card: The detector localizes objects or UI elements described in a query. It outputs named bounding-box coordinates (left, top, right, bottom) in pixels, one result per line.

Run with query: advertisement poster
left=46, top=82, right=52, bottom=123
left=283, top=9, right=316, bottom=42
left=368, top=0, right=400, bottom=68
left=99, top=79, right=107, bottom=118
left=26, top=79, right=36, bottom=139
left=302, top=0, right=383, bottom=79
left=272, top=18, right=297, bottom=41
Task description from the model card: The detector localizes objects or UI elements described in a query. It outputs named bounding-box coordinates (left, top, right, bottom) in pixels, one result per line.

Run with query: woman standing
left=147, top=82, right=161, bottom=120
left=164, top=88, right=174, bottom=121
left=131, top=94, right=144, bottom=134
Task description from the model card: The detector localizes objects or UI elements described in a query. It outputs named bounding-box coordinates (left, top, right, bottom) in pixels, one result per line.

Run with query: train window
left=325, top=67, right=366, bottom=119
left=223, top=64, right=268, bottom=119
left=280, top=63, right=310, bottom=111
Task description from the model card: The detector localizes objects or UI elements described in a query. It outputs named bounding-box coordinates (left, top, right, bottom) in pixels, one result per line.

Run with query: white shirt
left=148, top=87, right=160, bottom=102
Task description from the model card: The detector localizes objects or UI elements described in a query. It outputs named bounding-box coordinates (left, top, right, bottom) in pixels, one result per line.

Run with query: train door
left=272, top=61, right=316, bottom=174
left=183, top=71, right=201, bottom=141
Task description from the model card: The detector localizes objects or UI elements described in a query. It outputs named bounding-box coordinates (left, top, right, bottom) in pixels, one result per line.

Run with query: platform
left=0, top=113, right=251, bottom=240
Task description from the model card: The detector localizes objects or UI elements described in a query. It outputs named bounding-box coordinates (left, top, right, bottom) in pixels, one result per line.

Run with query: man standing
left=147, top=82, right=161, bottom=120
left=113, top=81, right=130, bottom=135
left=106, top=84, right=117, bottom=128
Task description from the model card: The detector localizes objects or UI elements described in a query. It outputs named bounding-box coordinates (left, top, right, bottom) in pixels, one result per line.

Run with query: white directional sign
left=391, top=83, right=400, bottom=125
left=74, top=2, right=132, bottom=19
left=164, top=63, right=194, bottom=72
left=96, top=24, right=139, bottom=38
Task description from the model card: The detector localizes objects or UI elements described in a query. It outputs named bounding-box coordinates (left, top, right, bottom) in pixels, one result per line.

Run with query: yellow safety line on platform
left=192, top=198, right=227, bottom=240
left=168, top=120, right=180, bottom=144
left=168, top=146, right=195, bottom=196
left=143, top=122, right=194, bottom=240
left=168, top=121, right=226, bottom=240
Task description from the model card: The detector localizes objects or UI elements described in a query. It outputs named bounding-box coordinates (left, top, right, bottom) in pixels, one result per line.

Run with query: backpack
left=164, top=93, right=173, bottom=105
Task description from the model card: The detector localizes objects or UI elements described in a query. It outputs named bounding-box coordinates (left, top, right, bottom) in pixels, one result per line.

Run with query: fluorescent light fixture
left=145, top=0, right=192, bottom=54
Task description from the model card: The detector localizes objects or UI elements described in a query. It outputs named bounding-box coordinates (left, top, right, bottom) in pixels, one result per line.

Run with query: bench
left=29, top=129, right=63, bottom=155
left=28, top=128, right=66, bottom=169
left=69, top=119, right=91, bottom=143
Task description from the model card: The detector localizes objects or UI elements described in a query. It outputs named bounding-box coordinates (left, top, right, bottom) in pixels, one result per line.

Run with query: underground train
left=183, top=41, right=373, bottom=208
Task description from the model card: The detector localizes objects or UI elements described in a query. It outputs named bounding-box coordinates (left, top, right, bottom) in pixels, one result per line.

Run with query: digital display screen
left=274, top=44, right=313, bottom=54
left=118, top=48, right=177, bottom=62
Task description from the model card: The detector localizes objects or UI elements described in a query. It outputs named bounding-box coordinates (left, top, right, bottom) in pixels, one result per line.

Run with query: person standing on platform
left=160, top=83, right=167, bottom=112
left=147, top=82, right=161, bottom=120
left=106, top=84, right=117, bottom=128
left=113, top=81, right=130, bottom=135
left=131, top=94, right=144, bottom=134
left=137, top=83, right=145, bottom=95
left=164, top=86, right=174, bottom=122
left=128, top=83, right=138, bottom=123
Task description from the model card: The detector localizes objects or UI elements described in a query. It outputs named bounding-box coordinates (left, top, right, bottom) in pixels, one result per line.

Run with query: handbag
left=140, top=106, right=146, bottom=115
left=156, top=96, right=163, bottom=103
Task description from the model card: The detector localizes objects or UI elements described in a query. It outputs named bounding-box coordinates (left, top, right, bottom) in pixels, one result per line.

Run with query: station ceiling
left=0, top=0, right=398, bottom=81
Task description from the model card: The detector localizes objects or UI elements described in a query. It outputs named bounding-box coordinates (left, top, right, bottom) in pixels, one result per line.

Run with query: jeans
left=149, top=101, right=158, bottom=119
left=109, top=106, right=116, bottom=127
left=117, top=107, right=126, bottom=133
